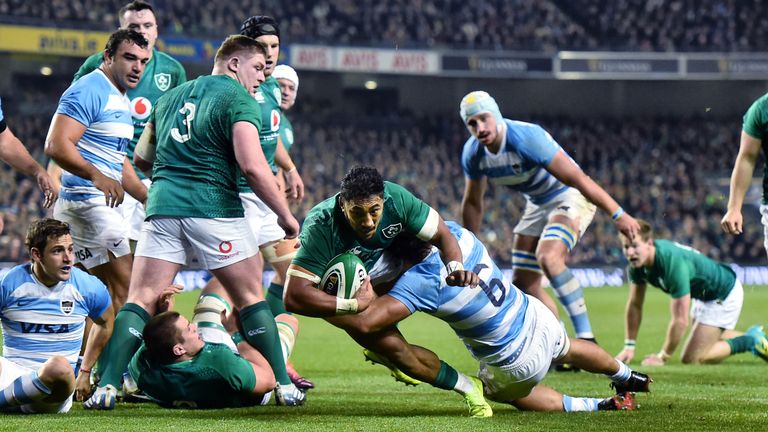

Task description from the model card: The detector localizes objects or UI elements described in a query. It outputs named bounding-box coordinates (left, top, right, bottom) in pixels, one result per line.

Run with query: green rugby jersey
left=292, top=181, right=439, bottom=277
left=238, top=75, right=282, bottom=192
left=75, top=49, right=187, bottom=179
left=128, top=343, right=260, bottom=409
left=628, top=239, right=736, bottom=301
left=279, top=113, right=294, bottom=153
left=742, top=92, right=768, bottom=204
left=146, top=74, right=261, bottom=219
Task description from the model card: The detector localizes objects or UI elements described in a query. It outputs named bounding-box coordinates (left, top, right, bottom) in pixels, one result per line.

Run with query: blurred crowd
left=1, top=0, right=767, bottom=52
left=1, top=99, right=763, bottom=266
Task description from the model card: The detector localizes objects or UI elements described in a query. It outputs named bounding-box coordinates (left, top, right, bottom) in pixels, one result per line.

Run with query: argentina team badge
left=60, top=299, right=74, bottom=315
left=154, top=73, right=171, bottom=91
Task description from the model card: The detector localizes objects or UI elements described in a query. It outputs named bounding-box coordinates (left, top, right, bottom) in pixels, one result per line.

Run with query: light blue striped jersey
left=54, top=69, right=133, bottom=201
left=388, top=222, right=531, bottom=366
left=461, top=119, right=570, bottom=205
left=0, top=264, right=111, bottom=369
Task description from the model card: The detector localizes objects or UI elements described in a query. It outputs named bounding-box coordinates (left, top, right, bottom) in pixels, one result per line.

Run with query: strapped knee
left=540, top=223, right=577, bottom=252
left=512, top=249, right=542, bottom=274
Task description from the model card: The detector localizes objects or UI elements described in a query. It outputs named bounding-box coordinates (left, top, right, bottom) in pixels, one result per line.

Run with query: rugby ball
left=320, top=252, right=367, bottom=299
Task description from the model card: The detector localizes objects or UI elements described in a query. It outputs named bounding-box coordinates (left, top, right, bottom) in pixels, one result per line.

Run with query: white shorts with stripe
left=477, top=295, right=569, bottom=402
left=690, top=279, right=743, bottom=330
left=514, top=188, right=596, bottom=239
left=135, top=217, right=258, bottom=270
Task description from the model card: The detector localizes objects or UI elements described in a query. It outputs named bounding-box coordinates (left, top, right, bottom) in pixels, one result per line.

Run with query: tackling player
left=616, top=220, right=768, bottom=365
left=45, top=29, right=151, bottom=313
left=459, top=91, right=640, bottom=343
left=0, top=219, right=112, bottom=413
left=336, top=223, right=652, bottom=414
left=87, top=35, right=303, bottom=409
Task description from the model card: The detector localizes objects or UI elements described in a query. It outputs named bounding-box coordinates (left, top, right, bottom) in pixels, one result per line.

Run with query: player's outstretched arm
left=45, top=114, right=124, bottom=207
left=546, top=149, right=640, bottom=239
left=461, top=176, right=486, bottom=233
left=0, top=126, right=56, bottom=207
left=617, top=282, right=647, bottom=363
left=75, top=306, right=115, bottom=401
left=331, top=295, right=412, bottom=335
left=232, top=121, right=299, bottom=238
left=722, top=131, right=762, bottom=235
left=643, top=294, right=690, bottom=366
left=121, top=157, right=148, bottom=204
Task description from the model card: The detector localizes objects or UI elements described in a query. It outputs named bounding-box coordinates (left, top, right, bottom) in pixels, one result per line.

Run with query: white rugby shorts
left=135, top=217, right=258, bottom=270
left=477, top=295, right=569, bottom=402
left=514, top=188, right=596, bottom=239
left=53, top=197, right=131, bottom=269
left=240, top=192, right=285, bottom=246
left=121, top=178, right=152, bottom=241
left=690, top=279, right=743, bottom=330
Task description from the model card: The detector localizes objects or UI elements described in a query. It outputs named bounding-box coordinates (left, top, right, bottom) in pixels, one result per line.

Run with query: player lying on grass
left=283, top=166, right=490, bottom=417
left=616, top=219, right=768, bottom=366
left=128, top=303, right=299, bottom=409
left=333, top=223, right=651, bottom=413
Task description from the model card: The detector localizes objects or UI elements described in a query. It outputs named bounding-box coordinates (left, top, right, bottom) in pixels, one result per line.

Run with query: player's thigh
left=211, top=255, right=265, bottom=308
left=261, top=238, right=299, bottom=283
left=681, top=322, right=723, bottom=362
left=128, top=256, right=182, bottom=309
left=0, top=358, right=72, bottom=414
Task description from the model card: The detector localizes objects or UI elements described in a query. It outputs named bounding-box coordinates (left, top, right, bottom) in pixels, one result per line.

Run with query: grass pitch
left=4, top=285, right=767, bottom=431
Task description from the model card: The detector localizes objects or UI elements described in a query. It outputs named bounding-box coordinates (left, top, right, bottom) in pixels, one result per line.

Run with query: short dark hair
left=239, top=15, right=280, bottom=39
left=340, top=166, right=385, bottom=202
left=143, top=311, right=183, bottom=365
left=215, top=34, right=267, bottom=63
left=104, top=28, right=148, bottom=59
left=118, top=0, right=155, bottom=23
left=25, top=219, right=70, bottom=253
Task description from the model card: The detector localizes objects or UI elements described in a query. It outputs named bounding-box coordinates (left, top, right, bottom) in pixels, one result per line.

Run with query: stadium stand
left=1, top=0, right=767, bottom=51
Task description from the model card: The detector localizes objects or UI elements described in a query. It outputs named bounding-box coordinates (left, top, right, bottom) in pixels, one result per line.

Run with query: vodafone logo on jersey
left=131, top=97, right=152, bottom=120
left=270, top=109, right=280, bottom=132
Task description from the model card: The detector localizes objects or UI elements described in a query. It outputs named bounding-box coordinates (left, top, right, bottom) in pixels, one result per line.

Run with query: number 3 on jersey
left=171, top=102, right=196, bottom=143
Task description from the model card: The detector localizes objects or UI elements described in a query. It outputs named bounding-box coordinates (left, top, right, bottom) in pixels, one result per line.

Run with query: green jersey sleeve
left=743, top=93, right=768, bottom=140
left=385, top=182, right=438, bottom=240
left=73, top=53, right=103, bottom=82
left=662, top=255, right=692, bottom=298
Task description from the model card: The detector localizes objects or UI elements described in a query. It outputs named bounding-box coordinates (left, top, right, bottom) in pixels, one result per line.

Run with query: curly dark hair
left=340, top=165, right=385, bottom=202
left=104, top=28, right=148, bottom=59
